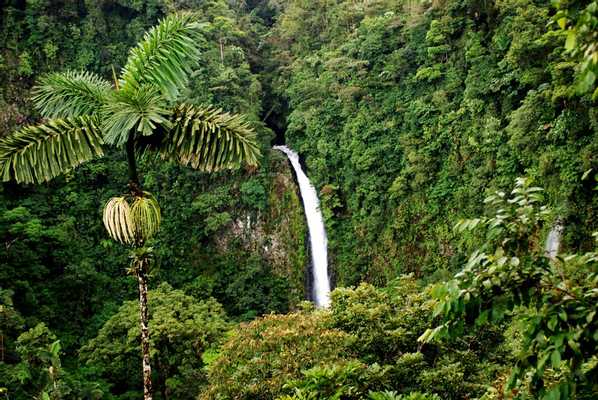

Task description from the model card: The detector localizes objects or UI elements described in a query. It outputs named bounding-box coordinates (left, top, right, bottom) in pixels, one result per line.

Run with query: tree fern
left=157, top=104, right=260, bottom=172
left=0, top=117, right=104, bottom=184
left=32, top=71, right=112, bottom=118
left=119, top=13, right=205, bottom=101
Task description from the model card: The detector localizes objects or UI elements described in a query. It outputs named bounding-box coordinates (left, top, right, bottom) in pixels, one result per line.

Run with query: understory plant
left=200, top=277, right=505, bottom=399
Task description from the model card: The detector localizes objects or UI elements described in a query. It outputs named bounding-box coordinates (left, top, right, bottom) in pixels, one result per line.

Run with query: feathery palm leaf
left=32, top=71, right=112, bottom=118
left=0, top=117, right=105, bottom=184
left=119, top=13, right=204, bottom=100
left=102, top=85, right=171, bottom=146
left=156, top=104, right=260, bottom=172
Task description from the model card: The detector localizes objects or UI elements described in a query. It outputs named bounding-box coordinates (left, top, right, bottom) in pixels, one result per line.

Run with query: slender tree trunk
left=127, top=136, right=142, bottom=196
left=126, top=138, right=153, bottom=400
left=136, top=257, right=153, bottom=400
left=157, top=358, right=168, bottom=400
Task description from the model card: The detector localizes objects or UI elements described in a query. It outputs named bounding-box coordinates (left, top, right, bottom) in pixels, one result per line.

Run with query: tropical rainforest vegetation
left=0, top=0, right=597, bottom=399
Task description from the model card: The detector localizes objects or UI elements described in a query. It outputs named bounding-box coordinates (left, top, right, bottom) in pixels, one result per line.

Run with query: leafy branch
left=419, top=178, right=598, bottom=399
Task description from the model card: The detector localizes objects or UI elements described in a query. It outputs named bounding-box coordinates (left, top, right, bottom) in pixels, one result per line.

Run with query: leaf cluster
left=0, top=13, right=260, bottom=185
left=420, top=178, right=598, bottom=398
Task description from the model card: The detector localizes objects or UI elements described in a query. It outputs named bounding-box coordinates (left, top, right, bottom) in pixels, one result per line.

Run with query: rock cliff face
left=263, top=155, right=309, bottom=305
left=217, top=152, right=308, bottom=306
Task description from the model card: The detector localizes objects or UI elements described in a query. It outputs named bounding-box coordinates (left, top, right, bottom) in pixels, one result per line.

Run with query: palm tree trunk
left=127, top=136, right=142, bottom=196
left=136, top=257, right=153, bottom=400
left=126, top=139, right=153, bottom=400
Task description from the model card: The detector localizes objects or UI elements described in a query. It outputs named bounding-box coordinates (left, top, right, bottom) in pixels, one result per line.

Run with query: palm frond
left=102, top=85, right=171, bottom=146
left=32, top=71, right=112, bottom=118
left=0, top=117, right=105, bottom=184
left=156, top=104, right=260, bottom=172
left=119, top=13, right=205, bottom=100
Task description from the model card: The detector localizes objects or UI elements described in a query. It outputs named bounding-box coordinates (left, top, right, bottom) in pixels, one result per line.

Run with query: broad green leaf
left=548, top=315, right=558, bottom=331
left=582, top=168, right=593, bottom=180
left=551, top=350, right=561, bottom=368
left=565, top=30, right=577, bottom=51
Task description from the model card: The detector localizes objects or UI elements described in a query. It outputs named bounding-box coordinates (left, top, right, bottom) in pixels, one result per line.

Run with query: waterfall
left=545, top=219, right=564, bottom=260
left=274, top=145, right=331, bottom=308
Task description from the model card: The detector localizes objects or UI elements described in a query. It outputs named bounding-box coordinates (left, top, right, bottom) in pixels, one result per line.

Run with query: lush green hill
left=265, top=0, right=598, bottom=285
left=1, top=0, right=597, bottom=399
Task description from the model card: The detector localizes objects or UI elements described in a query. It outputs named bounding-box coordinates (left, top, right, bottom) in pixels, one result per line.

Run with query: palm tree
left=0, top=13, right=260, bottom=400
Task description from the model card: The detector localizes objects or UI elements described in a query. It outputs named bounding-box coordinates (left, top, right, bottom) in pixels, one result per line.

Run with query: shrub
left=199, top=308, right=353, bottom=400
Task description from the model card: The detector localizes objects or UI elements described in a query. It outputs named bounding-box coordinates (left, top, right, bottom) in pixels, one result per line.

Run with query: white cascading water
left=274, top=145, right=331, bottom=308
left=545, top=219, right=564, bottom=260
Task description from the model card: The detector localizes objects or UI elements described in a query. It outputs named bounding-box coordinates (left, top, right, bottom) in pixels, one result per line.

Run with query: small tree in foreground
left=81, top=283, right=228, bottom=399
left=0, top=13, right=260, bottom=400
left=419, top=178, right=598, bottom=399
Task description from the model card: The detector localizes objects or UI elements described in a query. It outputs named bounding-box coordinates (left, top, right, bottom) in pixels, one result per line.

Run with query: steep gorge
left=1, top=1, right=598, bottom=398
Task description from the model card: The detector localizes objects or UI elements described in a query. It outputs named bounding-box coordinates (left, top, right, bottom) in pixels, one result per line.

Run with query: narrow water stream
left=545, top=219, right=564, bottom=260
left=274, top=145, right=331, bottom=307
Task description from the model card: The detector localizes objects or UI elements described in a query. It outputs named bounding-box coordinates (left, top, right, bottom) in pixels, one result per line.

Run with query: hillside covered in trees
left=0, top=0, right=597, bottom=399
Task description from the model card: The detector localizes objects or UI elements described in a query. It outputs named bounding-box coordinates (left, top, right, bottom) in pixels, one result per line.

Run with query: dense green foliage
left=0, top=1, right=303, bottom=398
left=200, top=278, right=510, bottom=400
left=421, top=178, right=598, bottom=398
left=81, top=283, right=228, bottom=399
left=269, top=0, right=598, bottom=285
left=553, top=0, right=598, bottom=98
left=198, top=178, right=597, bottom=400
left=1, top=0, right=598, bottom=399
